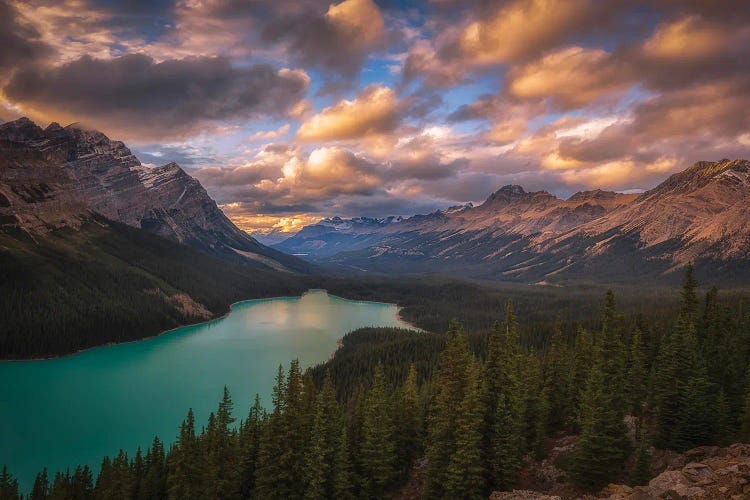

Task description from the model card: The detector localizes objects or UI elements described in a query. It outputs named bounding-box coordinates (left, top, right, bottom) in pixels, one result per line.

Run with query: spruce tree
left=570, top=350, right=629, bottom=490
left=332, top=426, right=354, bottom=500
left=303, top=371, right=341, bottom=499
left=359, top=366, right=395, bottom=497
left=490, top=394, right=523, bottom=491
left=30, top=468, right=49, bottom=500
left=168, top=408, right=199, bottom=500
left=625, top=329, right=648, bottom=416
left=0, top=466, right=19, bottom=500
left=394, top=363, right=421, bottom=477
left=239, top=395, right=264, bottom=498
left=425, top=321, right=473, bottom=498
left=255, top=365, right=290, bottom=500
left=630, top=428, right=652, bottom=486
left=445, top=361, right=485, bottom=500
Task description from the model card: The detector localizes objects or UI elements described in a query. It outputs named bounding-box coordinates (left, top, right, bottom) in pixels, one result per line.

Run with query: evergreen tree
left=332, top=426, right=354, bottom=500
left=425, top=321, right=473, bottom=498
left=630, top=428, right=652, bottom=486
left=30, top=468, right=49, bottom=500
left=255, top=365, right=290, bottom=500
left=303, top=371, right=341, bottom=499
left=0, top=466, right=19, bottom=500
left=142, top=437, right=167, bottom=500
left=445, top=361, right=485, bottom=500
left=239, top=395, right=264, bottom=498
left=570, top=350, right=629, bottom=490
left=393, top=363, right=421, bottom=477
left=168, top=408, right=200, bottom=500
left=490, top=394, right=523, bottom=491
left=359, top=366, right=395, bottom=497
left=625, top=329, right=648, bottom=416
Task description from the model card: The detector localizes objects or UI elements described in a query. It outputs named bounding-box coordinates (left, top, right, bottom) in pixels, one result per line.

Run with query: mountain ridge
left=276, top=159, right=750, bottom=283
left=0, top=117, right=311, bottom=273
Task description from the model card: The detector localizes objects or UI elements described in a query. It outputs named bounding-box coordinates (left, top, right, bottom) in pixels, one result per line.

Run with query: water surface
left=0, top=290, right=410, bottom=490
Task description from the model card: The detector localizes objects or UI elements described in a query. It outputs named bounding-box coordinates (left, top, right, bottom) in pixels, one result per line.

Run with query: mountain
left=283, top=159, right=750, bottom=284
left=273, top=215, right=405, bottom=257
left=0, top=117, right=311, bottom=273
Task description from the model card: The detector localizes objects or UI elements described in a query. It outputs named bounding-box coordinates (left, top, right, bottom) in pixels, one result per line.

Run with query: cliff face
left=0, top=118, right=311, bottom=273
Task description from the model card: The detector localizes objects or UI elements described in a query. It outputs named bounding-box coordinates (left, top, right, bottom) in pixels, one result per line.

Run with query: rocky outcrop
left=598, top=443, right=750, bottom=499
left=0, top=117, right=310, bottom=272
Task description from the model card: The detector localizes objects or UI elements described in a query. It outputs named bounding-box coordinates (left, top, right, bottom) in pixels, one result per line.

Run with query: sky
left=1, top=0, right=750, bottom=234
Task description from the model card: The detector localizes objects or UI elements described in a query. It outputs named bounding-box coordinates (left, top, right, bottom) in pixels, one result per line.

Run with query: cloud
left=457, top=0, right=592, bottom=66
left=507, top=47, right=633, bottom=109
left=296, top=85, right=401, bottom=142
left=0, top=0, right=52, bottom=72
left=248, top=124, right=291, bottom=142
left=260, top=0, right=385, bottom=78
left=3, top=54, right=310, bottom=140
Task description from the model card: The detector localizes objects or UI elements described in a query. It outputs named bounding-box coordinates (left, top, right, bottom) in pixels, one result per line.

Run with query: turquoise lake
left=0, top=290, right=411, bottom=491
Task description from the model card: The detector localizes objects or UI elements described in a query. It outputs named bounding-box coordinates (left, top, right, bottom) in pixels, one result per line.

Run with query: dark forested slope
left=0, top=217, right=308, bottom=359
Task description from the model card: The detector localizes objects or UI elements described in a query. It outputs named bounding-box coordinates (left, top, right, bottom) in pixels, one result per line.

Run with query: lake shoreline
left=1, top=290, right=420, bottom=363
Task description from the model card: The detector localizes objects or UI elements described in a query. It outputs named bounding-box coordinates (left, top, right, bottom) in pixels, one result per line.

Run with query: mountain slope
left=0, top=117, right=311, bottom=273
left=287, top=159, right=750, bottom=284
left=0, top=218, right=308, bottom=359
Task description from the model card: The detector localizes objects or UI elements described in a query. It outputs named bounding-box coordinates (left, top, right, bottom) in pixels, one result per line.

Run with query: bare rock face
left=598, top=443, right=750, bottom=500
left=490, top=491, right=562, bottom=500
left=0, top=117, right=309, bottom=272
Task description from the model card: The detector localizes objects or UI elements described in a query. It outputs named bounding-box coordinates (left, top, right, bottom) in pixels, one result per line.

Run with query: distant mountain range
left=274, top=159, right=750, bottom=284
left=0, top=117, right=310, bottom=273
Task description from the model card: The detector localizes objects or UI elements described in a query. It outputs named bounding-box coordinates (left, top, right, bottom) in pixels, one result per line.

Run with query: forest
left=3, top=265, right=750, bottom=499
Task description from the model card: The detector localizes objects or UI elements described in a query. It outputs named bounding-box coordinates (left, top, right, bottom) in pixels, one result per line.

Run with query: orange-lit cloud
left=297, top=86, right=401, bottom=142
left=508, top=47, right=632, bottom=108
left=458, top=0, right=590, bottom=65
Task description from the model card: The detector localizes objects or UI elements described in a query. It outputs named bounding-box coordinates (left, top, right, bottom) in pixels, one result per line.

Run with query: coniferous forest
left=3, top=265, right=750, bottom=499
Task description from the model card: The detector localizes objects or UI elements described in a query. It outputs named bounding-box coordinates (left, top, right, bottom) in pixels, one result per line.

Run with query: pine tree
left=359, top=366, right=395, bottom=497
left=533, top=385, right=551, bottom=459
left=445, top=361, right=485, bottom=500
left=255, top=365, right=290, bottom=500
left=425, top=321, right=474, bottom=498
left=0, top=466, right=19, bottom=500
left=654, top=267, right=716, bottom=451
left=303, top=371, right=341, bottom=499
left=570, top=351, right=629, bottom=490
left=207, top=387, right=240, bottom=500
left=332, top=426, right=354, bottom=500
left=490, top=394, right=523, bottom=491
left=70, top=465, right=93, bottom=500
left=168, top=408, right=200, bottom=500
left=481, top=305, right=526, bottom=490
left=394, top=363, right=421, bottom=477
left=625, top=329, right=648, bottom=416
left=30, top=468, right=49, bottom=500
left=142, top=437, right=167, bottom=500
left=630, top=428, right=652, bottom=486
left=239, top=395, right=264, bottom=498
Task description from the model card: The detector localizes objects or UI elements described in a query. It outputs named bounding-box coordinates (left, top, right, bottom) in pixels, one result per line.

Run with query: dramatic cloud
left=0, top=0, right=51, bottom=72
left=507, top=47, right=632, bottom=109
left=4, top=54, right=309, bottom=140
left=457, top=0, right=592, bottom=66
left=2, top=0, right=749, bottom=231
left=297, top=86, right=401, bottom=142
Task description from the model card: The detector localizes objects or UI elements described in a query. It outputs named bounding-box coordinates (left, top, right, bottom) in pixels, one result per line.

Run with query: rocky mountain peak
left=567, top=189, right=620, bottom=203
left=0, top=117, right=310, bottom=273
left=0, top=117, right=46, bottom=141
left=645, top=158, right=750, bottom=198
left=482, top=184, right=528, bottom=206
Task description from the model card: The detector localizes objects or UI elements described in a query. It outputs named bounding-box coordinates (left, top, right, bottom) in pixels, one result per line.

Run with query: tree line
left=3, top=265, right=750, bottom=498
